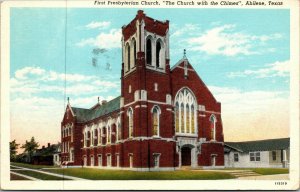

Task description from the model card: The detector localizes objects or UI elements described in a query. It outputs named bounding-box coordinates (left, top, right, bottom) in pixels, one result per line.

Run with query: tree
left=21, top=137, right=39, bottom=163
left=10, top=140, right=19, bottom=161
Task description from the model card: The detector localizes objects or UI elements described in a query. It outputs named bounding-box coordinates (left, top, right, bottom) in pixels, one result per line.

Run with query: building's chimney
left=47, top=143, right=50, bottom=148
left=102, top=100, right=107, bottom=105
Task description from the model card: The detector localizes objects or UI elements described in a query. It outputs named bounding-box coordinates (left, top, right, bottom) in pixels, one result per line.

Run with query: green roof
left=71, top=96, right=121, bottom=123
left=225, top=138, right=290, bottom=153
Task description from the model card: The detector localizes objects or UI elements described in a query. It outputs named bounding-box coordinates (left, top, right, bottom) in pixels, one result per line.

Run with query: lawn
left=12, top=170, right=69, bottom=180
left=45, top=168, right=235, bottom=180
left=11, top=162, right=58, bottom=170
left=250, top=168, right=289, bottom=175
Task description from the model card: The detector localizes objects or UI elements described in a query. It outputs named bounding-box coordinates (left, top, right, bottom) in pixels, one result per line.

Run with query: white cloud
left=85, top=21, right=111, bottom=29
left=228, top=60, right=290, bottom=78
left=11, top=66, right=120, bottom=96
left=186, top=24, right=282, bottom=56
left=15, top=66, right=45, bottom=80
left=76, top=29, right=122, bottom=49
left=171, top=23, right=200, bottom=37
left=208, top=85, right=289, bottom=141
left=71, top=95, right=115, bottom=108
left=208, top=85, right=288, bottom=114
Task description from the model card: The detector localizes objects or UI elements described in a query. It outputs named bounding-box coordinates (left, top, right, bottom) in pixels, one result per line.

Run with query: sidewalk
left=10, top=165, right=88, bottom=180
left=237, top=174, right=289, bottom=180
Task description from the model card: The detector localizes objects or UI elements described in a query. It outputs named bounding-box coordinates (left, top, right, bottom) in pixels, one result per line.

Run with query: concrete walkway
left=10, top=165, right=88, bottom=180
left=11, top=171, right=41, bottom=181
left=237, top=174, right=289, bottom=180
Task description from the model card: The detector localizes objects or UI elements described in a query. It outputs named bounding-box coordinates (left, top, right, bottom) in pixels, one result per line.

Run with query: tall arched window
left=186, top=104, right=190, bottom=133
left=175, top=102, right=179, bottom=133
left=191, top=105, right=195, bottom=133
left=117, top=117, right=121, bottom=141
left=210, top=115, right=217, bottom=140
left=156, top=41, right=161, bottom=68
left=180, top=103, right=184, bottom=133
left=91, top=129, right=94, bottom=146
left=132, top=38, right=136, bottom=67
left=174, top=88, right=197, bottom=135
left=102, top=127, right=106, bottom=145
left=107, top=125, right=111, bottom=143
left=152, top=106, right=160, bottom=136
left=98, top=126, right=101, bottom=145
left=128, top=108, right=133, bottom=138
left=146, top=38, right=152, bottom=65
left=127, top=44, right=131, bottom=71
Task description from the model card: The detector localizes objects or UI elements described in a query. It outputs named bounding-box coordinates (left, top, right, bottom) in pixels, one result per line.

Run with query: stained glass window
left=152, top=106, right=160, bottom=136
left=210, top=115, right=216, bottom=140
left=175, top=102, right=179, bottom=132
left=181, top=103, right=185, bottom=133
left=128, top=108, right=133, bottom=138
left=186, top=104, right=190, bottom=133
left=174, top=88, right=197, bottom=135
left=191, top=105, right=195, bottom=133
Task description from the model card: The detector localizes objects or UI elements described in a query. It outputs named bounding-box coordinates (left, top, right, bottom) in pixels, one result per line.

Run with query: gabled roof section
left=171, top=57, right=219, bottom=103
left=71, top=96, right=121, bottom=123
left=71, top=107, right=91, bottom=123
left=225, top=138, right=290, bottom=153
left=171, top=58, right=187, bottom=71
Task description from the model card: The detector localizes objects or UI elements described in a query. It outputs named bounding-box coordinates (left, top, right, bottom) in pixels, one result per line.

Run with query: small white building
left=53, top=143, right=61, bottom=166
left=224, top=138, right=289, bottom=168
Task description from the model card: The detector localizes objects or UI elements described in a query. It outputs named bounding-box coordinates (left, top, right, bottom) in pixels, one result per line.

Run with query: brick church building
left=61, top=10, right=224, bottom=170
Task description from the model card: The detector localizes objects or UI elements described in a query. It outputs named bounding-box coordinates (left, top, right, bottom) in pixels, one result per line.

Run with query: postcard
left=1, top=0, right=299, bottom=190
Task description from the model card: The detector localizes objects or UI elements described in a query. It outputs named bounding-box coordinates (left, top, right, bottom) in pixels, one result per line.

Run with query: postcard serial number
left=275, top=181, right=287, bottom=185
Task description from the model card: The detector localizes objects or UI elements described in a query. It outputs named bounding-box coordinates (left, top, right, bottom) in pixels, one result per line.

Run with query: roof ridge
left=71, top=106, right=90, bottom=110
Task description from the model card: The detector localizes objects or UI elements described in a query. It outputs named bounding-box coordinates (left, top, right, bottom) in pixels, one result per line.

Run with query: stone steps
left=227, top=170, right=261, bottom=177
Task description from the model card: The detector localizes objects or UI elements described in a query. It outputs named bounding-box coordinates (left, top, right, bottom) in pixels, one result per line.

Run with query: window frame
left=174, top=88, right=198, bottom=136
left=106, top=154, right=111, bottom=167
left=146, top=37, right=152, bottom=65
left=127, top=108, right=134, bottom=138
left=272, top=151, right=277, bottom=161
left=98, top=154, right=102, bottom=167
left=153, top=153, right=161, bottom=168
left=234, top=153, right=239, bottom=162
left=209, top=114, right=217, bottom=141
left=249, top=152, right=261, bottom=162
left=151, top=106, right=161, bottom=137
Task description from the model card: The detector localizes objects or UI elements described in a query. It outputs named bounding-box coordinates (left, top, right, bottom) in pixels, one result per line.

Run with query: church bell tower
left=119, top=10, right=175, bottom=168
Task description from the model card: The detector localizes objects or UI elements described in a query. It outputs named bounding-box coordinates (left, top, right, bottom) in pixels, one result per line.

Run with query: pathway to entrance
left=10, top=165, right=87, bottom=180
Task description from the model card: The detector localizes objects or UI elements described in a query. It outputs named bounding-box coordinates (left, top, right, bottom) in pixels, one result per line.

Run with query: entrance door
left=181, top=147, right=191, bottom=166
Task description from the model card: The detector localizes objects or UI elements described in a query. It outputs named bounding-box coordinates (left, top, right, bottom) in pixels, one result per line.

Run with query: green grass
left=11, top=162, right=59, bottom=170
left=250, top=168, right=289, bottom=175
left=12, top=170, right=69, bottom=180
left=45, top=168, right=235, bottom=180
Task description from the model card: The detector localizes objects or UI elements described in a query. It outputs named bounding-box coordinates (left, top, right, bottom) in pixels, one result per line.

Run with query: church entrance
left=181, top=146, right=192, bottom=166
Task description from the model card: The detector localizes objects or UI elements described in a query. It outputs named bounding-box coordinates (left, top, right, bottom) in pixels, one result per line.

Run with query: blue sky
left=10, top=8, right=290, bottom=146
